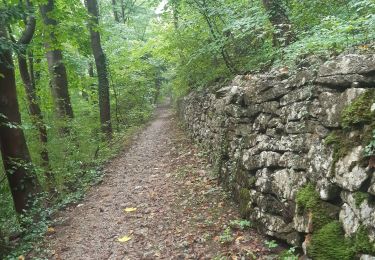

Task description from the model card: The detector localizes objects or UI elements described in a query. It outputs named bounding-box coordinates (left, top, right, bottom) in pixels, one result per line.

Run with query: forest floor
left=37, top=106, right=277, bottom=260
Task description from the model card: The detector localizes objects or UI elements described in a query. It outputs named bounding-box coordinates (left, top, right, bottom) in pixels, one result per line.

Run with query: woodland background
left=0, top=0, right=374, bottom=258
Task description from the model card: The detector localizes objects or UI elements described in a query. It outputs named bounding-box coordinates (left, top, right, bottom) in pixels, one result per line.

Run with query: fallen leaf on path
left=118, top=235, right=132, bottom=243
left=47, top=227, right=56, bottom=234
left=124, top=207, right=137, bottom=213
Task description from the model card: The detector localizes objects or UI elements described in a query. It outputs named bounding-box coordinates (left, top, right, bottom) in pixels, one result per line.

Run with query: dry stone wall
left=178, top=52, right=375, bottom=258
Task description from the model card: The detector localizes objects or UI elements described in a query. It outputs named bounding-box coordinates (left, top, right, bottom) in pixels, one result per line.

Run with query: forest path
left=42, top=106, right=272, bottom=259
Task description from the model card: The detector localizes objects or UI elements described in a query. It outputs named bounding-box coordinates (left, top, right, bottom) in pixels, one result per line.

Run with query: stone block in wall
left=278, top=152, right=307, bottom=170
left=316, top=178, right=341, bottom=201
left=300, top=121, right=329, bottom=138
left=255, top=168, right=307, bottom=201
left=254, top=84, right=292, bottom=103
left=243, top=76, right=292, bottom=105
left=334, top=146, right=370, bottom=192
left=318, top=88, right=367, bottom=128
left=293, top=207, right=312, bottom=233
left=255, top=168, right=273, bottom=194
left=280, top=101, right=311, bottom=121
left=215, top=85, right=244, bottom=105
left=368, top=175, right=375, bottom=196
left=243, top=134, right=271, bottom=150
left=234, top=123, right=252, bottom=137
left=280, top=84, right=315, bottom=106
left=318, top=54, right=375, bottom=76
left=273, top=169, right=307, bottom=201
left=251, top=208, right=302, bottom=245
left=242, top=151, right=281, bottom=170
left=316, top=74, right=375, bottom=88
left=255, top=193, right=289, bottom=218
left=306, top=140, right=333, bottom=181
left=279, top=135, right=306, bottom=152
left=340, top=203, right=360, bottom=236
left=285, top=121, right=313, bottom=134
left=289, top=69, right=316, bottom=88
left=253, top=113, right=273, bottom=132
left=267, top=117, right=282, bottom=126
left=341, top=191, right=375, bottom=236
left=317, top=54, right=375, bottom=87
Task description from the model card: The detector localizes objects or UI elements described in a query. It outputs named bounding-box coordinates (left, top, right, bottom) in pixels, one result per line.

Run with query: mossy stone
left=354, top=225, right=375, bottom=255
left=354, top=192, right=370, bottom=207
left=239, top=188, right=251, bottom=217
left=309, top=221, right=355, bottom=260
left=296, top=184, right=339, bottom=231
left=341, top=89, right=375, bottom=129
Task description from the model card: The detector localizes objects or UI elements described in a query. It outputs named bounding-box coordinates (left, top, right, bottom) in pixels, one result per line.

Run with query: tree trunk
left=16, top=1, right=53, bottom=189
left=192, top=0, right=238, bottom=74
left=120, top=0, right=126, bottom=23
left=18, top=53, right=53, bottom=189
left=111, top=0, right=120, bottom=22
left=0, top=25, right=41, bottom=214
left=85, top=0, right=113, bottom=138
left=39, top=0, right=74, bottom=135
left=262, top=0, right=294, bottom=46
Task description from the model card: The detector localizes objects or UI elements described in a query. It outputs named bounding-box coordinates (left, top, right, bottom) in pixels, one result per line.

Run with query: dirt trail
left=41, top=107, right=272, bottom=259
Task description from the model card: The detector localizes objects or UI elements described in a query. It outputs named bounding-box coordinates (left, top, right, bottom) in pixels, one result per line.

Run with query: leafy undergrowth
left=2, top=123, right=148, bottom=259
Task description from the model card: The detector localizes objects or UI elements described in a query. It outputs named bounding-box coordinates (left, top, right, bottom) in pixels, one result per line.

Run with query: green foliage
left=279, top=247, right=299, bottom=260
left=219, top=227, right=234, bottom=244
left=0, top=0, right=165, bottom=257
left=265, top=240, right=278, bottom=249
left=229, top=219, right=251, bottom=230
left=309, top=221, right=355, bottom=260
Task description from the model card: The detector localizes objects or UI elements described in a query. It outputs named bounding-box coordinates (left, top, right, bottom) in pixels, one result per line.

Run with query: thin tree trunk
left=193, top=0, right=238, bottom=73
left=120, top=0, right=126, bottom=23
left=39, top=0, right=74, bottom=135
left=15, top=0, right=53, bottom=190
left=111, top=0, right=120, bottom=22
left=18, top=53, right=53, bottom=187
left=262, top=0, right=294, bottom=46
left=85, top=0, right=113, bottom=138
left=0, top=25, right=41, bottom=214
left=171, top=0, right=180, bottom=30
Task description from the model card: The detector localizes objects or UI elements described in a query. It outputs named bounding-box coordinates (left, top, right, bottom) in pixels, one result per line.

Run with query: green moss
left=309, top=221, right=355, bottom=260
left=296, top=184, right=336, bottom=230
left=324, top=90, right=375, bottom=174
left=324, top=130, right=359, bottom=176
left=341, top=89, right=375, bottom=129
left=324, top=132, right=339, bottom=146
left=353, top=225, right=375, bottom=255
left=296, top=183, right=320, bottom=210
left=354, top=192, right=369, bottom=207
left=239, top=188, right=251, bottom=217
